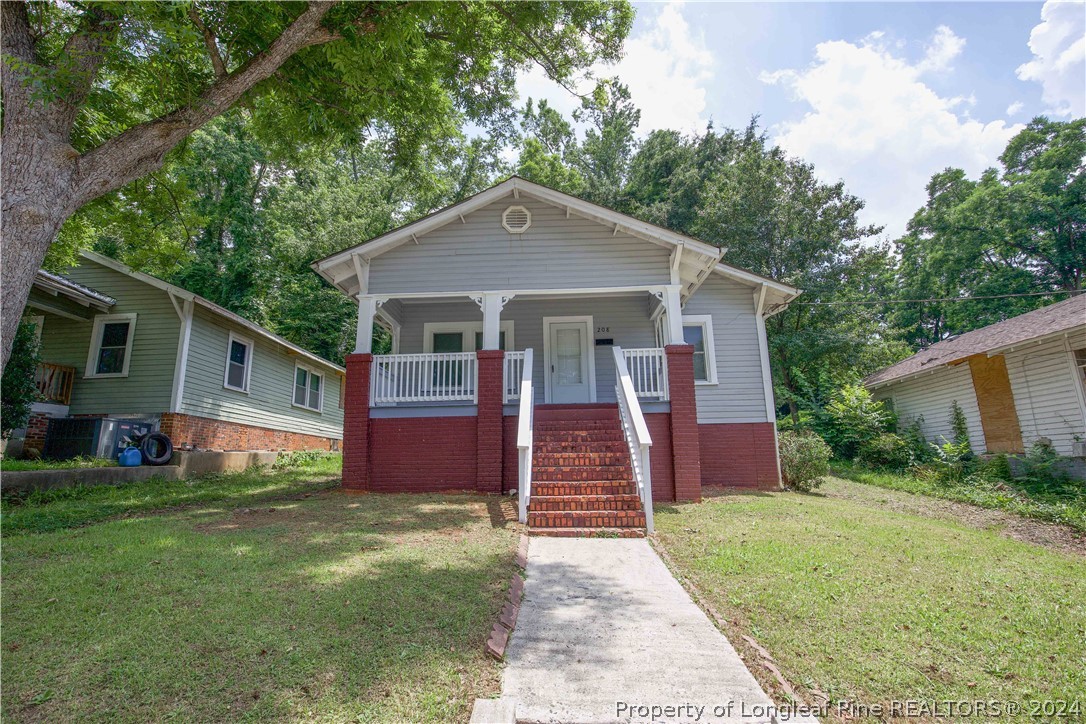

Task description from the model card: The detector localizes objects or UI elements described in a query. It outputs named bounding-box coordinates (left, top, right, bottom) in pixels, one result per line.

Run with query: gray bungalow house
left=17, top=252, right=344, bottom=455
left=312, top=176, right=800, bottom=536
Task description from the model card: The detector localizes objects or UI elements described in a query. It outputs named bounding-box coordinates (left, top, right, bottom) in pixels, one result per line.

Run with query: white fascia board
left=711, top=262, right=800, bottom=297
left=985, top=324, right=1086, bottom=356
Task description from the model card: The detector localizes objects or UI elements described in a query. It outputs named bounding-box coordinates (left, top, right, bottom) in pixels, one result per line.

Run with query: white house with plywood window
left=312, top=177, right=800, bottom=536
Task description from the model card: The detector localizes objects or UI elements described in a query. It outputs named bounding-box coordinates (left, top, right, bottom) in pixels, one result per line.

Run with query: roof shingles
left=865, top=294, right=1086, bottom=387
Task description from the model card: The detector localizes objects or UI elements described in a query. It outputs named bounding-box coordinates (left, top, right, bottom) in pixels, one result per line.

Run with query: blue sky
left=515, top=1, right=1085, bottom=239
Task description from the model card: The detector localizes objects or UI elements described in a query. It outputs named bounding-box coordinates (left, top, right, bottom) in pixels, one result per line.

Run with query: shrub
left=1016, top=440, right=1070, bottom=488
left=818, top=384, right=894, bottom=460
left=778, top=430, right=832, bottom=492
left=926, top=439, right=975, bottom=485
left=857, top=432, right=915, bottom=471
left=900, top=417, right=933, bottom=465
left=949, top=400, right=971, bottom=451
left=1, top=321, right=41, bottom=438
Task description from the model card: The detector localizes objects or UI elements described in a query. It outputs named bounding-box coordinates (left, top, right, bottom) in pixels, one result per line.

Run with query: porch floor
left=500, top=538, right=811, bottom=723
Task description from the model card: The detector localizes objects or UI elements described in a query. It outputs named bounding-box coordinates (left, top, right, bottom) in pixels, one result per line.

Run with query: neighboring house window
left=85, top=313, right=137, bottom=378
left=294, top=365, right=323, bottom=412
left=681, top=315, right=717, bottom=384
left=223, top=332, right=254, bottom=393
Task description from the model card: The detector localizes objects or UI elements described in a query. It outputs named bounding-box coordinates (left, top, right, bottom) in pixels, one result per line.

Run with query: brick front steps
left=527, top=406, right=646, bottom=538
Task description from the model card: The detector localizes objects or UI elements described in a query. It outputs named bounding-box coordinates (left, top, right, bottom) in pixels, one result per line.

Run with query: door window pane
left=96, top=322, right=131, bottom=374
left=555, top=328, right=583, bottom=384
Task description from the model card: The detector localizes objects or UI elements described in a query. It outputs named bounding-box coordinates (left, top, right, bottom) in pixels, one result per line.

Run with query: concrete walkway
left=498, top=537, right=814, bottom=724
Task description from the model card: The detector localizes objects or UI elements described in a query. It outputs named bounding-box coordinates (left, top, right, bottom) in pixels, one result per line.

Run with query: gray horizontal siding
left=682, top=275, right=770, bottom=424
left=1005, top=331, right=1086, bottom=456
left=872, top=365, right=986, bottom=451
left=368, top=198, right=672, bottom=294
left=180, top=306, right=344, bottom=439
left=37, top=261, right=180, bottom=415
left=396, top=295, right=658, bottom=404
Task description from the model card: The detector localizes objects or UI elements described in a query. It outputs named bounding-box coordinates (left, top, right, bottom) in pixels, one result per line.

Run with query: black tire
left=141, top=432, right=174, bottom=466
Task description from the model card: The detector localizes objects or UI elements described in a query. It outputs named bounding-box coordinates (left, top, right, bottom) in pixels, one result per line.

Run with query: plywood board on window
left=967, top=353, right=1024, bottom=454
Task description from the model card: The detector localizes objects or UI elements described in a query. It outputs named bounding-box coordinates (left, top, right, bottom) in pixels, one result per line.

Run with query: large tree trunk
left=0, top=0, right=337, bottom=372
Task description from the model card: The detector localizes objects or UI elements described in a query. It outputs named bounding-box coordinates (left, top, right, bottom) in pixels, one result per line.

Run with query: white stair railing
left=613, top=346, right=655, bottom=534
left=622, top=348, right=669, bottom=401
left=504, top=351, right=526, bottom=403
left=371, top=352, right=477, bottom=405
left=516, top=348, right=535, bottom=524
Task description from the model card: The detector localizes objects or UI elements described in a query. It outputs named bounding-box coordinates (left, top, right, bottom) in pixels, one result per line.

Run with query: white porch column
left=664, top=284, right=684, bottom=345
left=355, top=295, right=379, bottom=354
left=478, top=292, right=511, bottom=350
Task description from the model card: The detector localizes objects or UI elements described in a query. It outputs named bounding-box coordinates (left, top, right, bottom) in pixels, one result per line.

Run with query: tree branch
left=51, top=4, right=120, bottom=135
left=188, top=4, right=228, bottom=79
left=1, top=2, right=39, bottom=128
left=74, top=1, right=339, bottom=208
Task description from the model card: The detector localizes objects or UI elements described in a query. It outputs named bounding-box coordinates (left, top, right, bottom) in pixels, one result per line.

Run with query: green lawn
left=1, top=455, right=117, bottom=472
left=1, top=459, right=518, bottom=722
left=654, top=477, right=1086, bottom=717
left=834, top=462, right=1086, bottom=533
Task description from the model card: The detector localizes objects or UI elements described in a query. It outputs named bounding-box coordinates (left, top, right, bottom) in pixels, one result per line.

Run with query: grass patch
left=655, top=478, right=1086, bottom=717
left=1, top=454, right=343, bottom=536
left=1, top=466, right=518, bottom=722
left=834, top=461, right=1086, bottom=533
left=1, top=456, right=117, bottom=472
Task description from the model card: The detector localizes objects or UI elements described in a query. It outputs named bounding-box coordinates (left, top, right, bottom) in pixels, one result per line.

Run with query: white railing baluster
left=613, top=346, right=655, bottom=535
left=620, top=348, right=668, bottom=401
left=503, top=351, right=526, bottom=403
left=370, top=352, right=478, bottom=405
left=516, top=349, right=535, bottom=524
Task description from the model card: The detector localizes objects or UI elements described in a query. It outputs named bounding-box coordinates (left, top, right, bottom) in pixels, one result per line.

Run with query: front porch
left=342, top=287, right=705, bottom=528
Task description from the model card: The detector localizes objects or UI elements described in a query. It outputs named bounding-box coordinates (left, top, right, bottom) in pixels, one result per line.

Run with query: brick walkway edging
left=485, top=534, right=529, bottom=660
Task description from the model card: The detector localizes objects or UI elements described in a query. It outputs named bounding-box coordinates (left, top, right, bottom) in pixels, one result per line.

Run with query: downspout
left=754, top=283, right=784, bottom=486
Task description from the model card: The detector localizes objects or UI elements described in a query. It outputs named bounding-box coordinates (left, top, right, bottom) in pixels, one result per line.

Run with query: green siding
left=180, top=306, right=344, bottom=439
left=37, top=261, right=180, bottom=414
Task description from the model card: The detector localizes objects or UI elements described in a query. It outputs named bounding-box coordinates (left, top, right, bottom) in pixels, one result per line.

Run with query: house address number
left=595, top=326, right=610, bottom=334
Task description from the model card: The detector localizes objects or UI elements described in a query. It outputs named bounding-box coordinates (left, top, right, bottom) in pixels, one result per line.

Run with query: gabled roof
left=313, top=176, right=788, bottom=303
left=865, top=294, right=1086, bottom=388
left=33, top=270, right=116, bottom=311
left=79, top=251, right=344, bottom=374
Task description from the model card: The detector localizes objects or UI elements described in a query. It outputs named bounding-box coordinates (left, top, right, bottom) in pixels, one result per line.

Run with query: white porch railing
left=622, top=348, right=669, bottom=401
left=613, top=347, right=655, bottom=534
left=371, top=352, right=478, bottom=405
left=504, top=351, right=526, bottom=403
left=516, top=348, right=535, bottom=524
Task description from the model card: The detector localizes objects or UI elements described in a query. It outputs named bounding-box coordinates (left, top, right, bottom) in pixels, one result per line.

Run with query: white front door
left=546, top=318, right=593, bottom=403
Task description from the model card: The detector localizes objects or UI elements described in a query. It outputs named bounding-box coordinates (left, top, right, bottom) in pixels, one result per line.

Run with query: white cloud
left=916, top=25, right=966, bottom=73
left=761, top=28, right=1022, bottom=239
left=1017, top=0, right=1086, bottom=118
left=515, top=2, right=715, bottom=136
left=1006, top=100, right=1025, bottom=116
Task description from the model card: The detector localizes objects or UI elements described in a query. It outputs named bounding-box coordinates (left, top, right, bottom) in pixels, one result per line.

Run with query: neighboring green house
left=15, top=251, right=343, bottom=456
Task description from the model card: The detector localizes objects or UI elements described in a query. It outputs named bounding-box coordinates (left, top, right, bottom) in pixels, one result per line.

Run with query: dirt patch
left=821, top=478, right=1086, bottom=556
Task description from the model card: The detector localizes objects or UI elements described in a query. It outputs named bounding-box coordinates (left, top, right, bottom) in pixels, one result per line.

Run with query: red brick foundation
left=22, top=412, right=51, bottom=454
left=369, top=415, right=478, bottom=492
left=159, top=413, right=338, bottom=452
left=476, top=350, right=505, bottom=494
left=645, top=412, right=675, bottom=502
left=665, top=344, right=702, bottom=501
left=342, top=353, right=372, bottom=490
left=698, top=422, right=781, bottom=488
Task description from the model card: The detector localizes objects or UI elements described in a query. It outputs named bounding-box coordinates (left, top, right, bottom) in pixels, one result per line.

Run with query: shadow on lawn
left=2, top=493, right=517, bottom=722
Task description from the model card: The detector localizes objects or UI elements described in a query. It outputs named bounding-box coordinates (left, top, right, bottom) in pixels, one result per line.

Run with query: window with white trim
left=422, top=322, right=514, bottom=353
left=294, top=365, right=323, bottom=412
left=681, top=315, right=717, bottom=384
left=223, top=332, right=254, bottom=393
left=86, top=313, right=137, bottom=378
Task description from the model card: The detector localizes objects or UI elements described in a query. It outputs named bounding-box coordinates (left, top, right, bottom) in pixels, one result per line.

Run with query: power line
left=793, top=289, right=1084, bottom=306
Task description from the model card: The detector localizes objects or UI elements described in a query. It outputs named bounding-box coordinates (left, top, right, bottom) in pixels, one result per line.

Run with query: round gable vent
left=502, top=205, right=532, bottom=233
